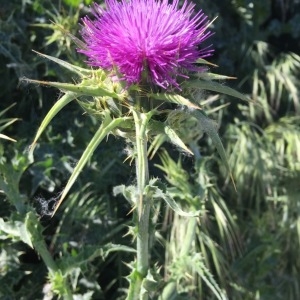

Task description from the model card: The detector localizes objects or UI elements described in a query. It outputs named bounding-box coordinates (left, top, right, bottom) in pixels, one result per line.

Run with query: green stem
left=34, top=239, right=58, bottom=275
left=128, top=108, right=152, bottom=300
left=26, top=212, right=73, bottom=300
left=37, top=243, right=73, bottom=300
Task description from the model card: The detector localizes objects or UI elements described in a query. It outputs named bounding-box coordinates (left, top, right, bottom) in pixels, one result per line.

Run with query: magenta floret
left=79, top=0, right=213, bottom=89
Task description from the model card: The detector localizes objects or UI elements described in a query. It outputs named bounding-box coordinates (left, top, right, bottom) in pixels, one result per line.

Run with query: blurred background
left=0, top=0, right=299, bottom=299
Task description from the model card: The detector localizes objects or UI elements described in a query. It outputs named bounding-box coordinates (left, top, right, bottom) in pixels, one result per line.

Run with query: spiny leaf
left=147, top=92, right=201, bottom=110
left=29, top=92, right=77, bottom=153
left=164, top=125, right=193, bottom=155
left=52, top=114, right=130, bottom=216
left=145, top=182, right=200, bottom=217
left=162, top=192, right=200, bottom=217
left=196, top=58, right=218, bottom=67
left=59, top=243, right=136, bottom=274
left=0, top=217, right=33, bottom=248
left=0, top=102, right=17, bottom=118
left=0, top=118, right=20, bottom=133
left=191, top=110, right=236, bottom=191
left=113, top=184, right=137, bottom=205
left=190, top=254, right=228, bottom=300
left=0, top=133, right=16, bottom=142
left=197, top=72, right=237, bottom=81
left=32, top=50, right=91, bottom=77
left=48, top=22, right=87, bottom=50
left=0, top=103, right=19, bottom=141
left=185, top=80, right=252, bottom=103
left=24, top=79, right=120, bottom=99
left=148, top=134, right=167, bottom=159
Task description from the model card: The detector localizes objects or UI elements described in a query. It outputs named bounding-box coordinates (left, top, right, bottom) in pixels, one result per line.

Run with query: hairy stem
left=128, top=108, right=153, bottom=300
left=26, top=212, right=73, bottom=300
left=37, top=244, right=73, bottom=300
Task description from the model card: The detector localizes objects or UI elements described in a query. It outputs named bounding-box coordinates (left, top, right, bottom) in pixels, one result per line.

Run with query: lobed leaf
left=0, top=218, right=33, bottom=248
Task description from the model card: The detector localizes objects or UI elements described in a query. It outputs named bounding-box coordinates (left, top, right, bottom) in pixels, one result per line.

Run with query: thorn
left=127, top=205, right=136, bottom=216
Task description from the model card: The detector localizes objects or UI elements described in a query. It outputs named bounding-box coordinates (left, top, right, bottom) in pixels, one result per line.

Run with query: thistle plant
left=25, top=0, right=248, bottom=298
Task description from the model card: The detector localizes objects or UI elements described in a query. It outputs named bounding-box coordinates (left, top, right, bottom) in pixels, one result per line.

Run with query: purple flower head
left=79, top=0, right=213, bottom=89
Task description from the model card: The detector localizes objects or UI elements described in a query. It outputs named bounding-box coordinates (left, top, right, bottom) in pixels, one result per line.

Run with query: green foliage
left=0, top=103, right=19, bottom=142
left=63, top=0, right=93, bottom=7
left=155, top=151, right=239, bottom=299
left=0, top=0, right=299, bottom=299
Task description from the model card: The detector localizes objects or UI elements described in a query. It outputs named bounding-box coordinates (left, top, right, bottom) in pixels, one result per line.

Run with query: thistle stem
left=129, top=107, right=152, bottom=299
left=26, top=212, right=73, bottom=300
left=35, top=241, right=73, bottom=300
